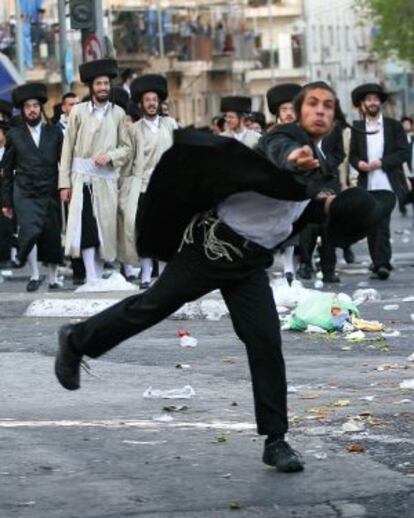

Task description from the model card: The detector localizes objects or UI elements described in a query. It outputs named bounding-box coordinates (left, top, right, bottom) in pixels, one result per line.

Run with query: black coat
left=349, top=117, right=410, bottom=198
left=321, top=122, right=345, bottom=194
left=1, top=123, right=63, bottom=263
left=136, top=127, right=333, bottom=261
left=2, top=123, right=63, bottom=207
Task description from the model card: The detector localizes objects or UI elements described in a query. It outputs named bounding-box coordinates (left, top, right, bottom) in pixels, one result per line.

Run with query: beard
left=364, top=104, right=380, bottom=118
left=24, top=114, right=42, bottom=127
left=93, top=91, right=110, bottom=103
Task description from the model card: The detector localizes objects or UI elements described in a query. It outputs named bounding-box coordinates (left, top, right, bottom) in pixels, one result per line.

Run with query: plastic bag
left=288, top=292, right=359, bottom=332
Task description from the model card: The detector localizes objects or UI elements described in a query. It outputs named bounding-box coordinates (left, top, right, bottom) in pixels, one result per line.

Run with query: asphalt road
left=0, top=211, right=413, bottom=518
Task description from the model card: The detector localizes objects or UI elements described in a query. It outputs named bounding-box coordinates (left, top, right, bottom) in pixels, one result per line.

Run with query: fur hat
left=12, top=83, right=47, bottom=108
left=0, top=99, right=13, bottom=119
left=220, top=96, right=251, bottom=114
left=351, top=83, right=388, bottom=108
left=266, top=83, right=301, bottom=115
left=79, top=59, right=118, bottom=84
left=130, top=74, right=168, bottom=103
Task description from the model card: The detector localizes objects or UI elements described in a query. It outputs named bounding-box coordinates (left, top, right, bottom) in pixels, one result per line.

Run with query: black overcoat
left=136, top=126, right=333, bottom=261
left=349, top=118, right=410, bottom=199
left=1, top=123, right=63, bottom=263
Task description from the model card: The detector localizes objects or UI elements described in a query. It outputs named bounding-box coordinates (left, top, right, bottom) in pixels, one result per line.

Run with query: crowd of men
left=0, top=58, right=413, bottom=295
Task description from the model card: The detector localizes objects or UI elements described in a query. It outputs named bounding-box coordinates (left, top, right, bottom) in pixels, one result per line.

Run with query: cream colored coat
left=220, top=128, right=261, bottom=149
left=59, top=102, right=132, bottom=260
left=118, top=116, right=177, bottom=265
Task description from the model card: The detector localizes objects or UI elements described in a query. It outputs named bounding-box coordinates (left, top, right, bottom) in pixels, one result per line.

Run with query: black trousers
left=367, top=191, right=396, bottom=270
left=71, top=217, right=288, bottom=436
left=80, top=186, right=100, bottom=250
left=0, top=213, right=13, bottom=263
left=299, top=222, right=336, bottom=275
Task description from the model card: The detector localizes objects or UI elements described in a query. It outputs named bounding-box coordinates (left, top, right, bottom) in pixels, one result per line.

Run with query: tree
left=357, top=0, right=414, bottom=64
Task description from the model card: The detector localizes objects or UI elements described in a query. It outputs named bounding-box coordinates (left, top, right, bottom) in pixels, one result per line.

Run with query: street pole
left=58, top=0, right=70, bottom=93
left=94, top=0, right=105, bottom=56
left=267, top=0, right=275, bottom=84
left=15, top=0, right=25, bottom=79
left=157, top=0, right=165, bottom=73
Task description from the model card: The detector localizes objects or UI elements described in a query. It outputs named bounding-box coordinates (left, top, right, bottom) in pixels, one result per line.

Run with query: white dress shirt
left=366, top=114, right=392, bottom=191
left=0, top=146, right=5, bottom=162
left=143, top=115, right=160, bottom=134
left=28, top=122, right=42, bottom=147
left=88, top=101, right=110, bottom=121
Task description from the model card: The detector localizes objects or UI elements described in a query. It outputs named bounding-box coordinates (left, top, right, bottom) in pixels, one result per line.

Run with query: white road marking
left=0, top=419, right=256, bottom=431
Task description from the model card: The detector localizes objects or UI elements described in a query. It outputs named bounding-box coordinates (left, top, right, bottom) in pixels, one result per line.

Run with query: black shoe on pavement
left=263, top=439, right=304, bottom=473
left=343, top=247, right=355, bottom=264
left=48, top=282, right=64, bottom=290
left=140, top=281, right=151, bottom=290
left=322, top=273, right=341, bottom=283
left=26, top=278, right=42, bottom=292
left=377, top=266, right=390, bottom=280
left=298, top=264, right=312, bottom=280
left=72, top=277, right=85, bottom=286
left=55, top=325, right=85, bottom=390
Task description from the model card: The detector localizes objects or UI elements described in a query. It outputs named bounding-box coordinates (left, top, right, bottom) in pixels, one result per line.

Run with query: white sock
left=282, top=247, right=295, bottom=275
left=124, top=264, right=135, bottom=277
left=48, top=264, right=59, bottom=285
left=27, top=245, right=40, bottom=281
left=11, top=247, right=17, bottom=262
left=140, top=258, right=153, bottom=284
left=82, top=247, right=98, bottom=283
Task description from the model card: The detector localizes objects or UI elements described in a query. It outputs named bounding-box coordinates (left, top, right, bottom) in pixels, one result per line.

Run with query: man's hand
left=358, top=161, right=371, bottom=172
left=60, top=189, right=72, bottom=203
left=288, top=145, right=319, bottom=171
left=369, top=159, right=382, bottom=170
left=94, top=154, right=112, bottom=166
left=2, top=207, right=13, bottom=219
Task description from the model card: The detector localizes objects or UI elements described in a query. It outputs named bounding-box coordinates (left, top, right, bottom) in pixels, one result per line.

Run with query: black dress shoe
left=72, top=277, right=85, bottom=286
left=263, top=439, right=304, bottom=473
left=377, top=266, right=390, bottom=280
left=343, top=247, right=355, bottom=264
left=297, top=264, right=312, bottom=280
left=48, top=282, right=64, bottom=290
left=55, top=325, right=83, bottom=390
left=26, top=278, right=42, bottom=292
left=140, top=281, right=151, bottom=290
left=322, top=273, right=341, bottom=283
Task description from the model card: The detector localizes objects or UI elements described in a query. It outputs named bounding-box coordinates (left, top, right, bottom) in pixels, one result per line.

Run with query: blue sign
left=65, top=48, right=74, bottom=84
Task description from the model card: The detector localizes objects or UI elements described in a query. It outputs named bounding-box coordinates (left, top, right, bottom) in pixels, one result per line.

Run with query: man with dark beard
left=350, top=83, right=409, bottom=280
left=59, top=59, right=132, bottom=286
left=1, top=84, right=63, bottom=291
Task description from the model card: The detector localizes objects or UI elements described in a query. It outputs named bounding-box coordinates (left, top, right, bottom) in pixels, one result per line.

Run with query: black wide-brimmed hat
left=0, top=99, right=13, bottom=118
left=351, top=83, right=388, bottom=107
left=220, top=96, right=251, bottom=114
left=327, top=188, right=396, bottom=247
left=79, top=59, right=118, bottom=84
left=266, top=83, right=302, bottom=115
left=12, top=83, right=47, bottom=108
left=111, top=86, right=129, bottom=111
left=130, top=74, right=168, bottom=103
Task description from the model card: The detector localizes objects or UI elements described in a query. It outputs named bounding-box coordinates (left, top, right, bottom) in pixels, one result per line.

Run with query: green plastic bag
left=288, top=292, right=359, bottom=332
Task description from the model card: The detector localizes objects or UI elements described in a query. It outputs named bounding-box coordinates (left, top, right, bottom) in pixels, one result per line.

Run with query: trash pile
left=271, top=278, right=391, bottom=337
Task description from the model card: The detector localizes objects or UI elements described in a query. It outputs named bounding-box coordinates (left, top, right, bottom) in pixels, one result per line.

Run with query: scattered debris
left=407, top=353, right=414, bottom=362
left=222, top=357, right=237, bottom=364
left=180, top=334, right=198, bottom=348
left=345, top=330, right=366, bottom=341
left=400, top=379, right=414, bottom=390
left=305, top=325, right=327, bottom=334
left=216, top=433, right=229, bottom=443
left=175, top=364, right=191, bottom=369
left=394, top=399, right=413, bottom=404
left=314, top=280, right=324, bottom=289
left=381, top=330, right=401, bottom=338
left=403, top=296, right=414, bottom=302
left=346, top=444, right=367, bottom=453
left=352, top=288, right=381, bottom=305
left=314, top=452, right=328, bottom=460
left=143, top=385, right=196, bottom=399
left=331, top=399, right=351, bottom=407
left=163, top=405, right=189, bottom=412
left=359, top=396, right=375, bottom=402
left=229, top=501, right=243, bottom=510
left=342, top=420, right=365, bottom=432
left=352, top=317, right=384, bottom=332
left=122, top=440, right=167, bottom=445
left=383, top=304, right=399, bottom=311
